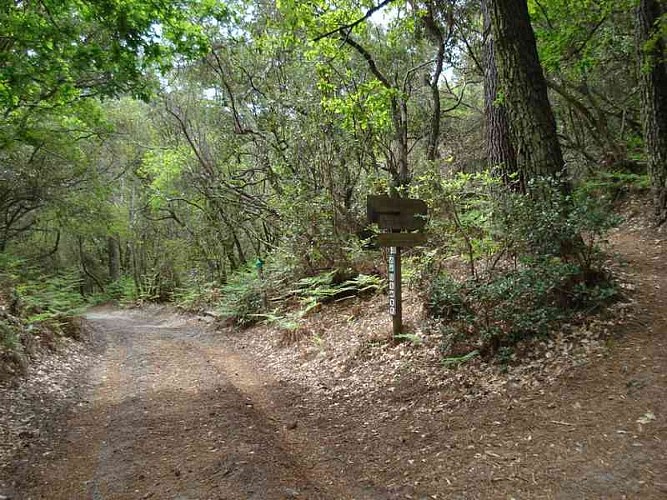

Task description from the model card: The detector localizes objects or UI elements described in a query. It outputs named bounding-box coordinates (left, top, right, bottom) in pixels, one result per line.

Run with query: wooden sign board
left=367, top=196, right=427, bottom=231
left=377, top=232, right=427, bottom=248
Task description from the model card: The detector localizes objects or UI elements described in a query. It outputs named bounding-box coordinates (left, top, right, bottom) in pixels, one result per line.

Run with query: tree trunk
left=79, top=237, right=105, bottom=294
left=489, top=0, right=566, bottom=187
left=637, top=0, right=667, bottom=224
left=482, top=0, right=520, bottom=191
left=391, top=97, right=410, bottom=188
left=420, top=0, right=445, bottom=162
left=130, top=244, right=142, bottom=298
left=108, top=235, right=121, bottom=282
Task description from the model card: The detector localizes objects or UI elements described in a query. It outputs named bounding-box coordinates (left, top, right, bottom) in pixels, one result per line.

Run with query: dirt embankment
left=1, top=213, right=665, bottom=499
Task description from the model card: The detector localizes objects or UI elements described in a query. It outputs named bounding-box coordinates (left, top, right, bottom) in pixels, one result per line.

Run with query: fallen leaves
left=636, top=411, right=656, bottom=425
left=0, top=338, right=95, bottom=473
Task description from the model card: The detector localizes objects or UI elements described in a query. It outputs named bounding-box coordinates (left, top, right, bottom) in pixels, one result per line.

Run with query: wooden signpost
left=377, top=232, right=427, bottom=248
left=367, top=195, right=428, bottom=337
left=367, top=195, right=428, bottom=231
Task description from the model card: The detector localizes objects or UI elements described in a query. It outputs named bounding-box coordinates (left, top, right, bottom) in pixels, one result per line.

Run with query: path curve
left=12, top=309, right=360, bottom=499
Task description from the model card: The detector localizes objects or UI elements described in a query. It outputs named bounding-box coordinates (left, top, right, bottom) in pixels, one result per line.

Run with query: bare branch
left=441, top=79, right=468, bottom=114
left=313, top=0, right=397, bottom=42
left=339, top=34, right=391, bottom=88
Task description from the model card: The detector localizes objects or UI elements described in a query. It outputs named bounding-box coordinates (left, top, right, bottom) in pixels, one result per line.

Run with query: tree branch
left=339, top=34, right=392, bottom=88
left=313, top=0, right=397, bottom=42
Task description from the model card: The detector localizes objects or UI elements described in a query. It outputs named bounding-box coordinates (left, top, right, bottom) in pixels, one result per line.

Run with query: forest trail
left=5, top=308, right=368, bottom=499
left=2, top=216, right=667, bottom=500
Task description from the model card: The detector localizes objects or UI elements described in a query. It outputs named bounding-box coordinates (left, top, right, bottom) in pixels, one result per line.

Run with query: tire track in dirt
left=193, top=343, right=391, bottom=500
left=13, top=310, right=357, bottom=499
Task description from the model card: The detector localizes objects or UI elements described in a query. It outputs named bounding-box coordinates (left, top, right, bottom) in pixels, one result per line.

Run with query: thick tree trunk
left=489, top=0, right=566, bottom=187
left=482, top=0, right=520, bottom=191
left=637, top=0, right=667, bottom=224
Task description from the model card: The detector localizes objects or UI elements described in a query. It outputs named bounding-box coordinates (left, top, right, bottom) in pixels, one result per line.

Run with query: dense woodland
left=1, top=0, right=666, bottom=368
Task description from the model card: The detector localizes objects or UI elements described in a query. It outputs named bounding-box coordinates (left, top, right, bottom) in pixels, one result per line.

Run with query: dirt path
left=5, top=310, right=363, bottom=499
left=2, top=217, right=666, bottom=499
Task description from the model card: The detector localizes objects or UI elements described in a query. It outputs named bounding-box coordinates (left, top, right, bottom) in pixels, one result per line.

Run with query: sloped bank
left=212, top=211, right=665, bottom=498
left=0, top=335, right=95, bottom=493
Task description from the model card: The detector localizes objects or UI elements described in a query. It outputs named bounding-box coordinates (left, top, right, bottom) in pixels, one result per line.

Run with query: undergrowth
left=0, top=254, right=87, bottom=324
left=413, top=172, right=620, bottom=361
left=216, top=268, right=266, bottom=327
left=0, top=253, right=89, bottom=377
left=211, top=264, right=385, bottom=329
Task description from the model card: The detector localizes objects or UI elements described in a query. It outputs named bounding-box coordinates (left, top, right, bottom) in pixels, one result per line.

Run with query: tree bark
left=391, top=98, right=410, bottom=187
left=637, top=0, right=667, bottom=224
left=419, top=0, right=445, bottom=162
left=489, top=0, right=567, bottom=188
left=79, top=237, right=105, bottom=294
left=482, top=0, right=520, bottom=191
left=108, top=235, right=121, bottom=282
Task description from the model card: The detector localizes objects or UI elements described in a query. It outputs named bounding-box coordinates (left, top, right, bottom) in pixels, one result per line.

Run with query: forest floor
left=1, top=201, right=666, bottom=499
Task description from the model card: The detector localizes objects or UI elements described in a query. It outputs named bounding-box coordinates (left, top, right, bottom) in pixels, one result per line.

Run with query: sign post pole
left=367, top=195, right=427, bottom=339
left=389, top=246, right=402, bottom=337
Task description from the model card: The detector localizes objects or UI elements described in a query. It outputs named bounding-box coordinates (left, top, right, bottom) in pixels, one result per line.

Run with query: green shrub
left=417, top=173, right=619, bottom=360
left=495, top=177, right=621, bottom=272
left=580, top=171, right=650, bottom=201
left=425, top=274, right=467, bottom=320
left=247, top=270, right=384, bottom=335
left=171, top=279, right=223, bottom=312
left=430, top=258, right=616, bottom=359
left=290, top=269, right=385, bottom=308
left=18, top=271, right=87, bottom=324
left=216, top=269, right=265, bottom=327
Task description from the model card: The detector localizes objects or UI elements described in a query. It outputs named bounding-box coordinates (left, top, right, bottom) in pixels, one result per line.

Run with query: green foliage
left=525, top=0, right=641, bottom=170
left=0, top=0, right=645, bottom=371
left=101, top=277, right=140, bottom=303
left=430, top=258, right=617, bottom=359
left=321, top=79, right=398, bottom=133
left=18, top=272, right=87, bottom=324
left=138, top=147, right=194, bottom=209
left=425, top=274, right=466, bottom=320
left=271, top=186, right=356, bottom=274
left=216, top=269, right=265, bottom=328
left=496, top=177, right=621, bottom=270
left=290, top=270, right=385, bottom=307
left=254, top=311, right=302, bottom=332
left=411, top=170, right=502, bottom=279
left=0, top=252, right=23, bottom=278
left=442, top=350, right=479, bottom=368
left=1, top=253, right=86, bottom=329
left=417, top=172, right=619, bottom=359
left=580, top=171, right=651, bottom=200
left=173, top=279, right=225, bottom=312
left=528, top=0, right=634, bottom=76
left=249, top=270, right=384, bottom=338
left=0, top=0, right=227, bottom=111
left=393, top=332, right=422, bottom=346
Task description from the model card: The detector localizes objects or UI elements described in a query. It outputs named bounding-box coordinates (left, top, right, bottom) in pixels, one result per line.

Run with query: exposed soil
left=1, top=206, right=665, bottom=499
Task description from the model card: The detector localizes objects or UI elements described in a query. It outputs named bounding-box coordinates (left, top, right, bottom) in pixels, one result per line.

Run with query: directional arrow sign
left=367, top=196, right=428, bottom=231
